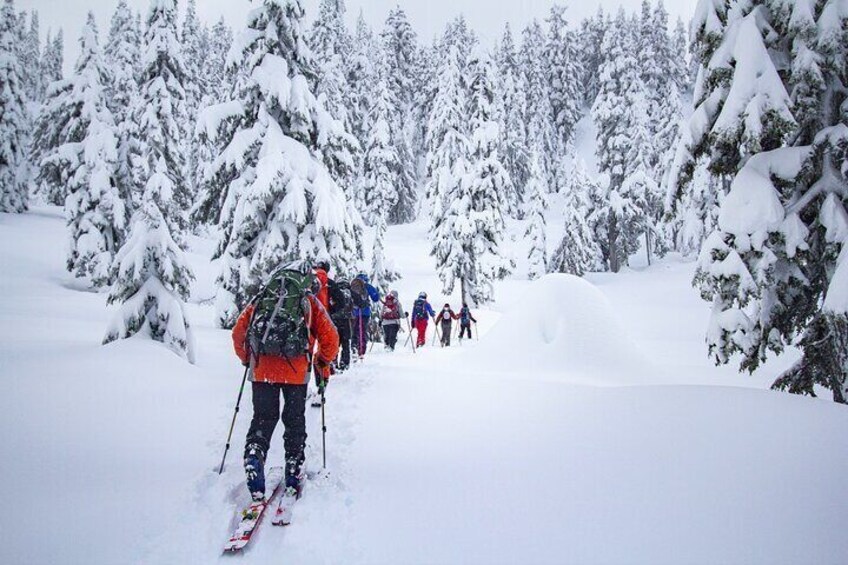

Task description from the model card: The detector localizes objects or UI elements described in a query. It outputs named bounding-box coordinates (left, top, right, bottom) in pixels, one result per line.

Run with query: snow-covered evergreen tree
left=309, top=0, right=352, bottom=130
left=524, top=152, right=547, bottom=280
left=380, top=6, right=419, bottom=223
left=670, top=16, right=690, bottom=93
left=591, top=9, right=649, bottom=271
left=105, top=0, right=142, bottom=209
left=346, top=11, right=375, bottom=169
left=361, top=54, right=400, bottom=227
left=204, top=17, right=233, bottom=104
left=549, top=160, right=602, bottom=276
left=104, top=157, right=196, bottom=363
left=496, top=23, right=529, bottom=216
left=425, top=43, right=467, bottom=214
left=58, top=14, right=125, bottom=287
left=190, top=16, right=233, bottom=227
left=430, top=45, right=511, bottom=305
left=521, top=20, right=559, bottom=190
left=134, top=0, right=191, bottom=234
left=687, top=1, right=848, bottom=403
left=462, top=46, right=512, bottom=295
left=546, top=4, right=583, bottom=148
left=180, top=0, right=205, bottom=202
left=205, top=0, right=362, bottom=328
left=576, top=6, right=607, bottom=104
left=21, top=10, right=42, bottom=101
left=0, top=0, right=30, bottom=213
left=41, top=28, right=64, bottom=87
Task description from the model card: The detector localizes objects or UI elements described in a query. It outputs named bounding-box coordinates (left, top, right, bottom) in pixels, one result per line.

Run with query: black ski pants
left=333, top=317, right=351, bottom=369
left=383, top=324, right=400, bottom=349
left=459, top=323, right=472, bottom=339
left=245, top=382, right=307, bottom=475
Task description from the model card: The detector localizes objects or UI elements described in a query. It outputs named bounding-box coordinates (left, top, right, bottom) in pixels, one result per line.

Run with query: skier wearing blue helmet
left=350, top=273, right=380, bottom=358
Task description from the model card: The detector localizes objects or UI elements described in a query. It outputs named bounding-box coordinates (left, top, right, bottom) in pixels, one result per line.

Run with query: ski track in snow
left=1, top=207, right=847, bottom=565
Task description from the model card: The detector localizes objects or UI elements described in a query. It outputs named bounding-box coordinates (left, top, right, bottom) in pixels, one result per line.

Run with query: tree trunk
left=460, top=277, right=468, bottom=307
left=608, top=215, right=620, bottom=273
left=645, top=231, right=652, bottom=266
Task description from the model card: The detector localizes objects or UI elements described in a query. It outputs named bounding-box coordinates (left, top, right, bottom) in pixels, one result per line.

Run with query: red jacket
left=436, top=308, right=458, bottom=324
left=232, top=294, right=339, bottom=385
left=313, top=268, right=329, bottom=311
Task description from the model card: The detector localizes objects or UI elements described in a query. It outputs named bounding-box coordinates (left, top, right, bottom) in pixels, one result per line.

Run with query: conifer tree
left=133, top=0, right=191, bottom=235
left=670, top=16, right=690, bottom=92
left=577, top=6, right=607, bottom=104
left=462, top=46, right=512, bottom=295
left=685, top=1, right=848, bottom=403
left=105, top=0, right=195, bottom=361
left=361, top=54, right=400, bottom=227
left=425, top=43, right=467, bottom=214
left=521, top=20, right=559, bottom=190
left=310, top=0, right=352, bottom=130
left=104, top=157, right=196, bottom=362
left=180, top=0, right=205, bottom=202
left=546, top=4, right=583, bottom=148
left=190, top=17, right=233, bottom=228
left=524, top=153, right=547, bottom=280
left=0, top=0, right=30, bottom=213
left=549, top=161, right=602, bottom=276
left=380, top=6, right=420, bottom=223
left=591, top=9, right=648, bottom=271
left=346, top=12, right=375, bottom=169
left=59, top=14, right=125, bottom=286
left=42, top=28, right=64, bottom=86
left=105, top=0, right=142, bottom=209
left=496, top=23, right=529, bottom=216
left=21, top=10, right=42, bottom=101
left=206, top=0, right=361, bottom=328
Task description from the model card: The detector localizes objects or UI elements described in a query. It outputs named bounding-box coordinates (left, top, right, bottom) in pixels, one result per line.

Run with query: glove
left=314, top=358, right=332, bottom=391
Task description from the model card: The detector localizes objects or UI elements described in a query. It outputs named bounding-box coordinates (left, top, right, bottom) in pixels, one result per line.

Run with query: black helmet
left=314, top=259, right=331, bottom=272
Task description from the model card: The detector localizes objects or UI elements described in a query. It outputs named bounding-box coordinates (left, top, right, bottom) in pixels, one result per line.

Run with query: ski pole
left=218, top=365, right=249, bottom=475
left=405, top=316, right=416, bottom=353
left=320, top=387, right=327, bottom=469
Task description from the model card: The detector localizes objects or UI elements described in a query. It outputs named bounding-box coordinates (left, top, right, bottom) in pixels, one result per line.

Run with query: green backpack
left=247, top=269, right=317, bottom=359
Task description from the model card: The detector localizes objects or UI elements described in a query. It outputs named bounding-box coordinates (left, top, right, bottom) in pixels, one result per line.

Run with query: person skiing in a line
left=380, top=290, right=405, bottom=351
left=436, top=303, right=459, bottom=347
left=410, top=292, right=436, bottom=347
left=350, top=273, right=380, bottom=359
left=326, top=274, right=354, bottom=372
left=232, top=270, right=339, bottom=501
left=458, top=303, right=477, bottom=340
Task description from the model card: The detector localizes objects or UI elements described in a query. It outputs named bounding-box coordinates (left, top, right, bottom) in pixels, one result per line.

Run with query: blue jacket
left=411, top=298, right=436, bottom=322
left=352, top=274, right=380, bottom=318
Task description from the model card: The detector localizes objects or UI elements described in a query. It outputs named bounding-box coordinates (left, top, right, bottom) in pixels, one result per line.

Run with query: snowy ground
left=1, top=207, right=846, bottom=565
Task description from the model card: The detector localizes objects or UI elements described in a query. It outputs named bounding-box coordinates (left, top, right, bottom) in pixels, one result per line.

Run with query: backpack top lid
left=247, top=269, right=315, bottom=359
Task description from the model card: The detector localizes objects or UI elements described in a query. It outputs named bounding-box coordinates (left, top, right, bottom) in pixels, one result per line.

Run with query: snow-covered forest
left=1, top=0, right=848, bottom=562
left=6, top=0, right=846, bottom=401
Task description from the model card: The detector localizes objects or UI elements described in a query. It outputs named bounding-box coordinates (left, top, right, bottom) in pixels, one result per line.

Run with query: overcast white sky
left=21, top=0, right=698, bottom=73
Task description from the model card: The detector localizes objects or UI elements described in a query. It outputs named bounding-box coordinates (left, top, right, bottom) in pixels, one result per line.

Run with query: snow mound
left=468, top=274, right=659, bottom=385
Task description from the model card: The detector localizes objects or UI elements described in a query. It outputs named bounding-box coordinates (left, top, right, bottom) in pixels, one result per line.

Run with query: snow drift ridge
left=468, top=274, right=659, bottom=386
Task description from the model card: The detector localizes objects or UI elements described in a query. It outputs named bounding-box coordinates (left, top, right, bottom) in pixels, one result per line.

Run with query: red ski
left=223, top=466, right=284, bottom=553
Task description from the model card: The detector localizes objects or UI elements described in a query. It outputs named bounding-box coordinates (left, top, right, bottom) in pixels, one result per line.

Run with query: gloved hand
left=314, top=358, right=332, bottom=391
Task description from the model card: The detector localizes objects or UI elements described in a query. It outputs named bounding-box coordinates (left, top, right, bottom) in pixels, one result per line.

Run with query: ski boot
left=285, top=458, right=305, bottom=499
left=244, top=446, right=266, bottom=502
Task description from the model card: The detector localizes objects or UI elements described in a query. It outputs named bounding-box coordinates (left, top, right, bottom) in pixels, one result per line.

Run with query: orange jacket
left=232, top=294, right=340, bottom=385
